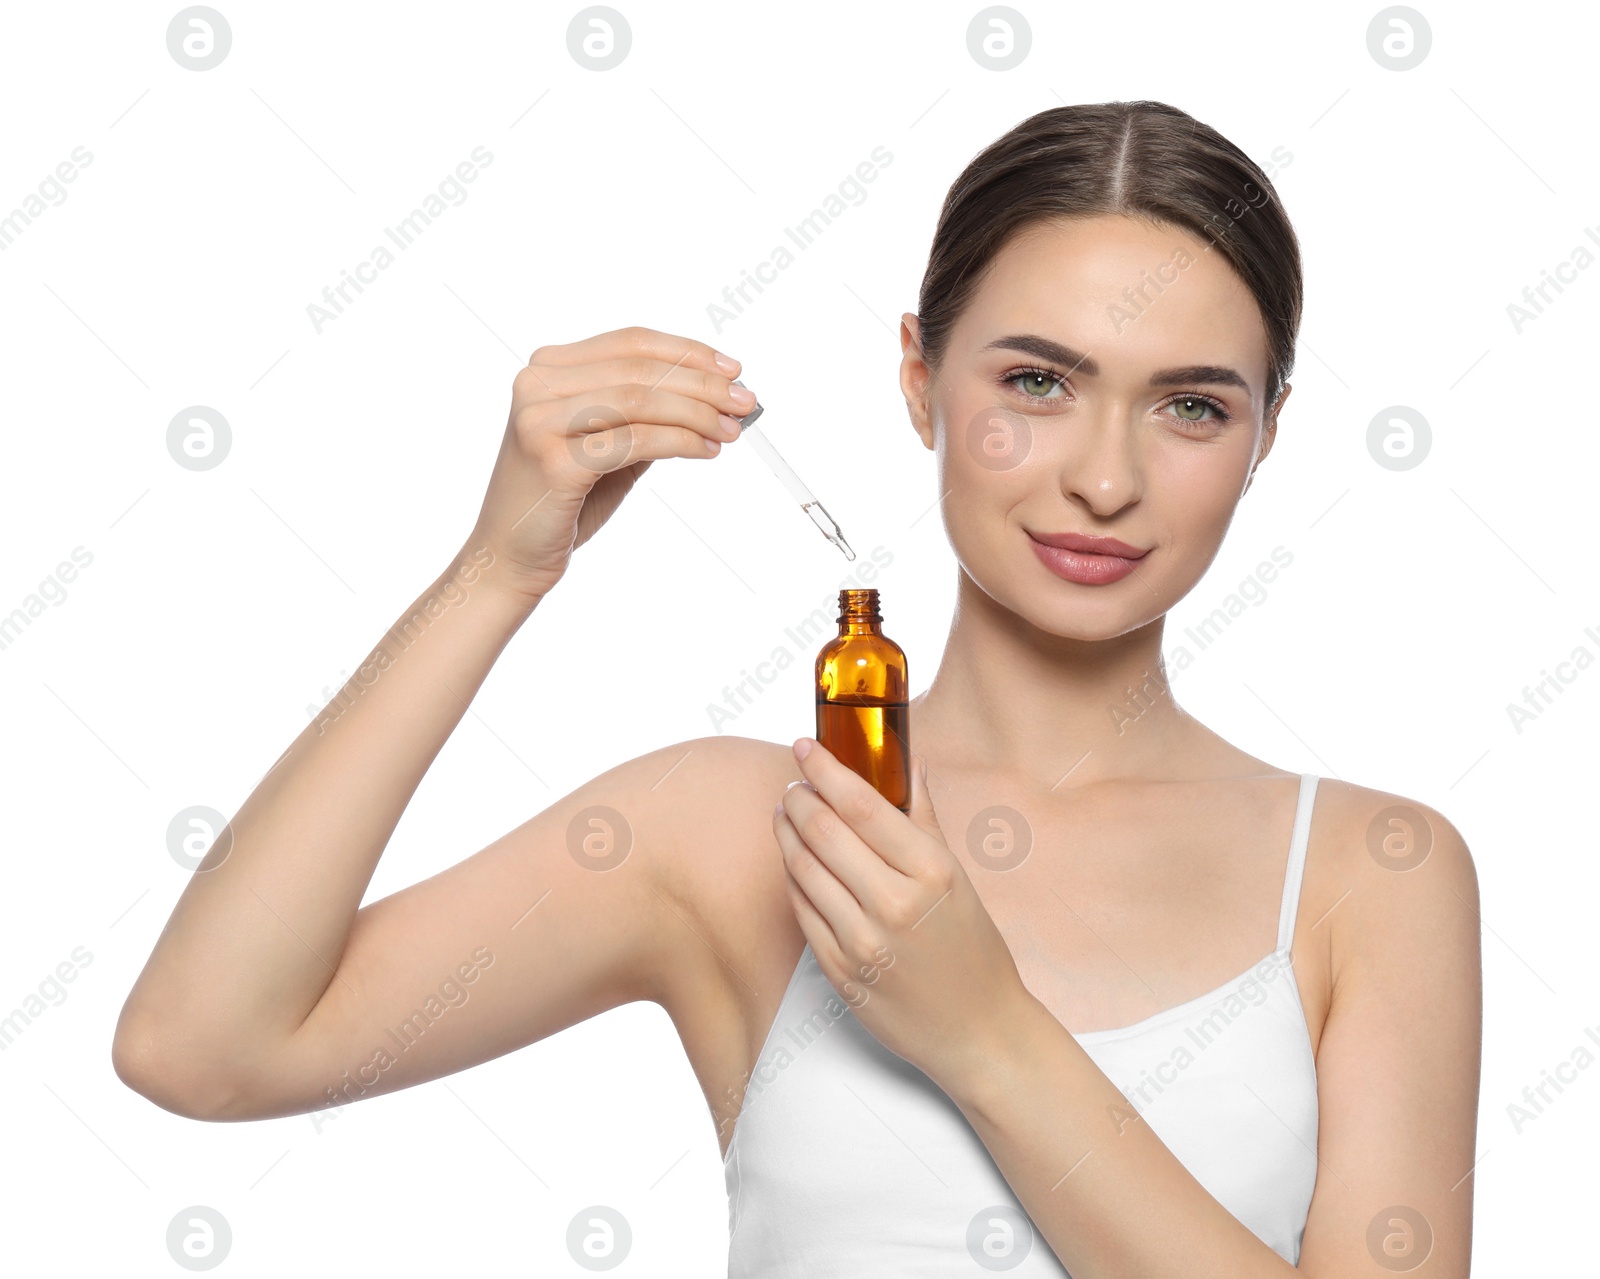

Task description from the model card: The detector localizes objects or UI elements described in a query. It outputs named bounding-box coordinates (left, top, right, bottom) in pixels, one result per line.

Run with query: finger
left=792, top=738, right=926, bottom=880
left=531, top=325, right=739, bottom=378
left=774, top=794, right=865, bottom=947
left=558, top=387, right=743, bottom=466
left=780, top=859, right=840, bottom=972
left=560, top=414, right=733, bottom=473
left=779, top=775, right=907, bottom=921
left=907, top=751, right=943, bottom=842
left=529, top=357, right=755, bottom=420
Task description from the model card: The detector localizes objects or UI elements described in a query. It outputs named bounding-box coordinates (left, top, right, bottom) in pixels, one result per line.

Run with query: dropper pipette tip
left=732, top=380, right=858, bottom=563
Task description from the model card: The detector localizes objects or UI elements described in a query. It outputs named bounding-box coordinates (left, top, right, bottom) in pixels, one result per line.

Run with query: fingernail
left=718, top=413, right=743, bottom=438
left=714, top=351, right=739, bottom=374
left=729, top=382, right=756, bottom=408
left=793, top=737, right=813, bottom=761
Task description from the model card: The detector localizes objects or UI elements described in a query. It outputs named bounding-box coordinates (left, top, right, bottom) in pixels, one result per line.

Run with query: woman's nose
left=1057, top=412, right=1143, bottom=515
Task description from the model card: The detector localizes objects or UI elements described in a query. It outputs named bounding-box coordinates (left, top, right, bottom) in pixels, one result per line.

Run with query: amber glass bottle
left=815, top=589, right=910, bottom=812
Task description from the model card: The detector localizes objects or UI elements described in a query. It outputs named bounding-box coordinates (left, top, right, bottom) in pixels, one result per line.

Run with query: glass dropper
left=731, top=380, right=856, bottom=562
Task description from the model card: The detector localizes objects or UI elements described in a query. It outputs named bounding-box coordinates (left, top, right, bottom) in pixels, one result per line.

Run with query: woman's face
left=901, top=213, right=1287, bottom=642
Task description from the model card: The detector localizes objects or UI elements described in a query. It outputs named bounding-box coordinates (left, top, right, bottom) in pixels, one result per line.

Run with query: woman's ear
left=1244, top=381, right=1290, bottom=494
left=899, top=314, right=936, bottom=451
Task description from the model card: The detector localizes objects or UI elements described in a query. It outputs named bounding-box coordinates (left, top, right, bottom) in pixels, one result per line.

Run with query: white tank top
left=724, top=773, right=1321, bottom=1276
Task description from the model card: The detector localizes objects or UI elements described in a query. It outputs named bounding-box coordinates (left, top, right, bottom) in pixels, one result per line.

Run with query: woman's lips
left=1027, top=533, right=1147, bottom=585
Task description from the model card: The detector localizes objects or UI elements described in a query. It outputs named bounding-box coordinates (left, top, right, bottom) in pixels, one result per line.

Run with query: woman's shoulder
left=1306, top=775, right=1475, bottom=878
left=1208, top=741, right=1475, bottom=890
left=624, top=732, right=805, bottom=984
left=1299, top=775, right=1479, bottom=987
left=639, top=731, right=801, bottom=843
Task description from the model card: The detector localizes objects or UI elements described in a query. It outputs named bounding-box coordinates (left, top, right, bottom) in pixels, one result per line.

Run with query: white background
left=1, top=0, right=1594, bottom=1273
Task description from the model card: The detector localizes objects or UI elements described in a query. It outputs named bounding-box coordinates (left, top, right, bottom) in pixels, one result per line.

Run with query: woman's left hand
left=774, top=736, right=1037, bottom=1096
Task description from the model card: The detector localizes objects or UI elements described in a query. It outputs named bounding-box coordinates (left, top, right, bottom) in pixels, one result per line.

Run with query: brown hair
left=916, top=100, right=1302, bottom=414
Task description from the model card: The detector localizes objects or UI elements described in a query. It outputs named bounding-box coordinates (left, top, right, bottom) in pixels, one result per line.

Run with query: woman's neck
left=910, top=573, right=1209, bottom=791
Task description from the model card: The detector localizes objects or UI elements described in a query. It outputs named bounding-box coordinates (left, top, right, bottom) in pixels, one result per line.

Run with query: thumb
left=907, top=751, right=943, bottom=839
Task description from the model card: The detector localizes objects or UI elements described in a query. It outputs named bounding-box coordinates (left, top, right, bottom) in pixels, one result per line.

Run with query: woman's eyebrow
left=982, top=333, right=1251, bottom=395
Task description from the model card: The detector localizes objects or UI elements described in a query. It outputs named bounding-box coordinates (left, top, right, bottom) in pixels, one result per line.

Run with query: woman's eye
left=1169, top=395, right=1226, bottom=424
left=1001, top=374, right=1229, bottom=424
left=1007, top=370, right=1064, bottom=399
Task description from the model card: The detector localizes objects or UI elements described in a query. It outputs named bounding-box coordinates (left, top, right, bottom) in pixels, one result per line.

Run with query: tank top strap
left=1275, top=773, right=1320, bottom=955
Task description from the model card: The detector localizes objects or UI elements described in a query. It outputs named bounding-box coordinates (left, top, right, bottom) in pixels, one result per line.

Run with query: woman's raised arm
left=112, top=328, right=756, bottom=1119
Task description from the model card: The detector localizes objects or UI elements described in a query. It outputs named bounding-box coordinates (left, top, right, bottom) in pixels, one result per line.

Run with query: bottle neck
left=837, top=588, right=881, bottom=632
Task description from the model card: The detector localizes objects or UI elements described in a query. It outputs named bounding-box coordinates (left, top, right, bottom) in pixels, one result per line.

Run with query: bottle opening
left=837, top=588, right=881, bottom=624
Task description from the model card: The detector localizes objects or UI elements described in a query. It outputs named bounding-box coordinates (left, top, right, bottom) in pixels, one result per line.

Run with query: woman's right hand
left=467, top=326, right=754, bottom=605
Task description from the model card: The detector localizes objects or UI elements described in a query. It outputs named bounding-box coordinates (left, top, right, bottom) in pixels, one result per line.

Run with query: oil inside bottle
left=814, top=589, right=910, bottom=812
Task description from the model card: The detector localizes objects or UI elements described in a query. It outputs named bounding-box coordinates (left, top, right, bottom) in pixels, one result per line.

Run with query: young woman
left=114, top=100, right=1481, bottom=1276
